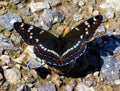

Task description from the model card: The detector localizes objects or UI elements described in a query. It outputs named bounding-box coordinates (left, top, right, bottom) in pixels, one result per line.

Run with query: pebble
left=26, top=59, right=43, bottom=70
left=35, top=9, right=64, bottom=30
left=106, top=27, right=115, bottom=36
left=25, top=75, right=36, bottom=83
left=2, top=81, right=10, bottom=90
left=77, top=82, right=95, bottom=91
left=0, top=1, right=8, bottom=6
left=73, top=14, right=83, bottom=21
left=92, top=10, right=100, bottom=16
left=45, top=0, right=61, bottom=7
left=16, top=84, right=31, bottom=91
left=4, top=68, right=21, bottom=84
left=106, top=9, right=115, bottom=19
left=0, top=34, right=15, bottom=50
left=100, top=0, right=120, bottom=11
left=99, top=50, right=118, bottom=83
left=84, top=79, right=95, bottom=87
left=65, top=85, right=73, bottom=91
left=96, top=26, right=106, bottom=33
left=38, top=82, right=56, bottom=91
left=17, top=3, right=25, bottom=9
left=78, top=1, right=85, bottom=7
left=0, top=13, right=22, bottom=30
left=93, top=71, right=100, bottom=77
left=13, top=53, right=26, bottom=64
left=29, top=1, right=50, bottom=13
left=10, top=33, right=21, bottom=45
left=114, top=79, right=120, bottom=85
left=14, top=0, right=20, bottom=5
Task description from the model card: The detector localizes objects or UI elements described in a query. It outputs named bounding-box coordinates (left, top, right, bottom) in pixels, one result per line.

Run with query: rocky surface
left=0, top=0, right=120, bottom=91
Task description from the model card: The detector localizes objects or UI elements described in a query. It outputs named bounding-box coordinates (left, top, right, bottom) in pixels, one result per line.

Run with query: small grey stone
left=38, top=82, right=56, bottom=91
left=84, top=79, right=95, bottom=87
left=35, top=9, right=64, bottom=30
left=14, top=0, right=20, bottom=5
left=2, top=81, right=10, bottom=90
left=25, top=76, right=36, bottom=83
left=17, top=3, right=25, bottom=9
left=65, top=85, right=73, bottom=91
left=45, top=0, right=61, bottom=6
left=96, top=26, right=106, bottom=33
left=73, top=14, right=83, bottom=21
left=77, top=82, right=95, bottom=91
left=106, top=27, right=115, bottom=36
left=26, top=59, right=43, bottom=70
left=0, top=13, right=22, bottom=30
left=106, top=9, right=115, bottom=19
left=0, top=34, right=15, bottom=50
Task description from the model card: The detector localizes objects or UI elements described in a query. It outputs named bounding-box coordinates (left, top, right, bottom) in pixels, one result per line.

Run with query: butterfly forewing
left=14, top=22, right=57, bottom=46
left=64, top=15, right=102, bottom=41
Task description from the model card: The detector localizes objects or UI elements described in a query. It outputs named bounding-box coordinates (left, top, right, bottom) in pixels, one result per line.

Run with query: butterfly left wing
left=14, top=22, right=58, bottom=46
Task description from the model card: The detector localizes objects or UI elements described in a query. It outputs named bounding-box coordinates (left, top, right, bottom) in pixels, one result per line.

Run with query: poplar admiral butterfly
left=13, top=15, right=102, bottom=67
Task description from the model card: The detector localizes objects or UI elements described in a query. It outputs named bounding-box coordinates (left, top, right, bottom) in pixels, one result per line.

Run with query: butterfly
left=14, top=15, right=103, bottom=67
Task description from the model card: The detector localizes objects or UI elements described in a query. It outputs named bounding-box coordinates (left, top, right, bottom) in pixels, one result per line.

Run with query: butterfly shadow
left=64, top=34, right=120, bottom=78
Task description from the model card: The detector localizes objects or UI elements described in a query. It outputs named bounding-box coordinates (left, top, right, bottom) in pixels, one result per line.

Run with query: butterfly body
left=14, top=15, right=102, bottom=67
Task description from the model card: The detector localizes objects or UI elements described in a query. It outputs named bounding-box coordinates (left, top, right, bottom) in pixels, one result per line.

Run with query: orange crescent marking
left=34, top=42, right=85, bottom=64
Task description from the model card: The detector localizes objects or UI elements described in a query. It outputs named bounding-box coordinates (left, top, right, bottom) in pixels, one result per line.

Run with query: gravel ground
left=0, top=0, right=120, bottom=91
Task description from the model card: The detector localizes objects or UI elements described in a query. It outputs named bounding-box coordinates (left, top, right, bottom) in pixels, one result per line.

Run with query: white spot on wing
left=20, top=23, right=24, bottom=27
left=84, top=21, right=89, bottom=25
left=93, top=17, right=96, bottom=21
left=30, top=36, right=33, bottom=39
left=35, top=39, right=39, bottom=42
left=75, top=27, right=80, bottom=31
left=86, top=31, right=88, bottom=35
left=39, top=30, right=44, bottom=34
left=80, top=35, right=83, bottom=39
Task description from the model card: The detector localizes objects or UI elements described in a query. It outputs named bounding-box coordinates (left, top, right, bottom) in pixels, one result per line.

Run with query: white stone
left=4, top=68, right=21, bottom=84
left=114, top=79, right=120, bottom=85
left=29, top=1, right=50, bottom=13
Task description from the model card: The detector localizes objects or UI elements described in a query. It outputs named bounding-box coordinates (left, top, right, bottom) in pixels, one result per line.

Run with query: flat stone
left=29, top=1, right=50, bottom=13
left=0, top=13, right=22, bottom=30
left=4, top=68, right=21, bottom=84
left=38, top=82, right=56, bottom=91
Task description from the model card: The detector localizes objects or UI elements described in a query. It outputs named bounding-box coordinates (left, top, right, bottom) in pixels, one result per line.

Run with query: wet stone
left=0, top=13, right=22, bottom=30
left=38, top=82, right=56, bottom=91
